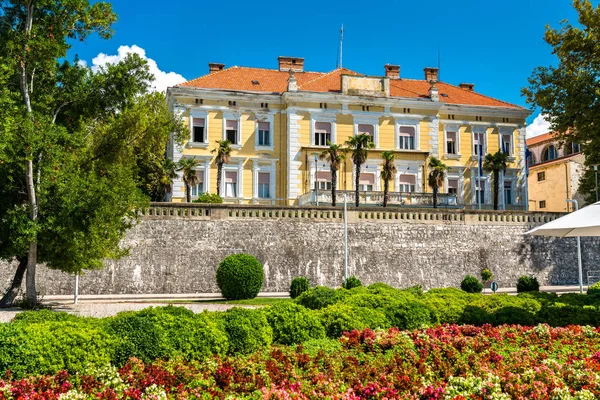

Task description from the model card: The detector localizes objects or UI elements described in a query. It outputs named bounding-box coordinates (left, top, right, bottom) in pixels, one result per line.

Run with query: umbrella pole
left=566, top=199, right=584, bottom=294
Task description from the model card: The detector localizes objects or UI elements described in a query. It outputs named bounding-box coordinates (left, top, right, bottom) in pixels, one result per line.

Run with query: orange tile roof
left=178, top=66, right=523, bottom=109
left=526, top=132, right=558, bottom=147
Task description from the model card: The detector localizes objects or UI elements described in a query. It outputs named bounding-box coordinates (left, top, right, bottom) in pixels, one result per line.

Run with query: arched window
left=527, top=152, right=536, bottom=167
left=542, top=145, right=557, bottom=162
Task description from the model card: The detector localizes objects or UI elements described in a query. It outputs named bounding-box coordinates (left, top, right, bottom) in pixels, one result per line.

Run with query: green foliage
left=299, top=338, right=342, bottom=357
left=481, top=268, right=493, bottom=282
left=223, top=307, right=272, bottom=354
left=461, top=275, right=483, bottom=293
left=192, top=193, right=223, bottom=204
left=342, top=275, right=362, bottom=290
left=295, top=286, right=345, bottom=310
left=483, top=151, right=510, bottom=210
left=216, top=254, right=264, bottom=300
left=104, top=311, right=163, bottom=365
left=517, top=276, right=540, bottom=293
left=289, top=276, right=311, bottom=299
left=460, top=295, right=541, bottom=326
left=317, top=304, right=390, bottom=338
left=265, top=302, right=325, bottom=345
left=423, top=288, right=476, bottom=324
left=384, top=300, right=437, bottom=330
left=588, top=281, right=600, bottom=295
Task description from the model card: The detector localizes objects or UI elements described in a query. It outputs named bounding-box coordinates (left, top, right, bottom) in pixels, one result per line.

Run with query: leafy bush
left=223, top=307, right=272, bottom=354
left=461, top=275, right=483, bottom=293
left=384, top=300, right=436, bottom=330
left=342, top=276, right=362, bottom=290
left=517, top=276, right=540, bottom=293
left=289, top=276, right=310, bottom=299
left=401, top=285, right=424, bottom=296
left=367, top=282, right=398, bottom=295
left=265, top=302, right=325, bottom=345
left=216, top=254, right=264, bottom=300
left=295, top=286, right=345, bottom=310
left=538, top=303, right=600, bottom=327
left=422, top=288, right=475, bottom=324
left=104, top=311, right=164, bottom=365
left=192, top=193, right=223, bottom=203
left=317, top=304, right=389, bottom=338
left=481, top=268, right=493, bottom=282
left=299, top=338, right=342, bottom=357
left=460, top=295, right=542, bottom=326
left=588, top=281, right=600, bottom=296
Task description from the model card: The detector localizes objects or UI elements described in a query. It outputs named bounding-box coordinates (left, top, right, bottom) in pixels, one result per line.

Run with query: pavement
left=0, top=286, right=590, bottom=323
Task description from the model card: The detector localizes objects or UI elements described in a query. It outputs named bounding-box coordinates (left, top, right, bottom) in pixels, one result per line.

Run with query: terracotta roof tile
left=178, top=66, right=524, bottom=109
left=526, top=132, right=558, bottom=147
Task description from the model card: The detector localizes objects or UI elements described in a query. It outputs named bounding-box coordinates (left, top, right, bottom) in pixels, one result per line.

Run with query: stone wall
left=1, top=204, right=598, bottom=296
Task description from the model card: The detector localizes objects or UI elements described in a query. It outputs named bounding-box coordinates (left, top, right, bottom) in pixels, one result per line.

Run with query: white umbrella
left=525, top=200, right=600, bottom=293
left=526, top=201, right=600, bottom=237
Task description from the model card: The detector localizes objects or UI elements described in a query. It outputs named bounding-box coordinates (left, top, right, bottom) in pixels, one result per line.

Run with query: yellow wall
left=528, top=162, right=572, bottom=212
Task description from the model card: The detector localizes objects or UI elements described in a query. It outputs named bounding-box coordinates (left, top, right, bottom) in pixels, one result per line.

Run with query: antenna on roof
left=336, top=24, right=344, bottom=69
left=437, top=46, right=441, bottom=81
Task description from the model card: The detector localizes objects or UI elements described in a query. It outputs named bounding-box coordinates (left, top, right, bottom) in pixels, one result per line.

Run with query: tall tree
left=157, top=159, right=179, bottom=201
left=0, top=0, right=116, bottom=305
left=483, top=151, right=509, bottom=210
left=428, top=157, right=447, bottom=209
left=522, top=0, right=600, bottom=204
left=319, top=141, right=346, bottom=207
left=346, top=134, right=374, bottom=207
left=212, top=140, right=232, bottom=197
left=381, top=151, right=397, bottom=208
left=177, top=157, right=200, bottom=203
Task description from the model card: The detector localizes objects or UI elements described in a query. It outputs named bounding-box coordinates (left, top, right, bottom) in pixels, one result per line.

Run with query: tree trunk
left=383, top=179, right=389, bottom=207
left=354, top=163, right=360, bottom=207
left=493, top=170, right=499, bottom=210
left=0, top=257, right=28, bottom=307
left=433, top=186, right=438, bottom=208
left=216, top=163, right=222, bottom=196
left=331, top=169, right=337, bottom=207
left=185, top=182, right=191, bottom=203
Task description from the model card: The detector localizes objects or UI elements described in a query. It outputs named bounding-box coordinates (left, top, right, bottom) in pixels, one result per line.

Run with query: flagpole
left=478, top=143, right=482, bottom=210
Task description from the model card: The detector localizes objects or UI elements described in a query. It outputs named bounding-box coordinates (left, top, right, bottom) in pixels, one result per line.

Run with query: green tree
left=428, top=157, right=447, bottom=209
left=381, top=151, right=397, bottom=208
left=483, top=151, right=509, bottom=210
left=211, top=140, right=232, bottom=197
left=177, top=157, right=200, bottom=203
left=346, top=134, right=374, bottom=207
left=522, top=0, right=600, bottom=204
left=319, top=141, right=346, bottom=206
left=157, top=159, right=178, bottom=202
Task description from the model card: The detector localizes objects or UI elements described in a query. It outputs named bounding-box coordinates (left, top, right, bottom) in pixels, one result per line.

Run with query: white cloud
left=526, top=113, right=552, bottom=139
left=89, top=45, right=186, bottom=92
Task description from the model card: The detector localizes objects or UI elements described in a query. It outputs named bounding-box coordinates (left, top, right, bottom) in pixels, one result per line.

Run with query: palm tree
left=319, top=141, right=346, bottom=206
left=381, top=151, right=397, bottom=207
left=211, top=140, right=232, bottom=196
left=177, top=157, right=200, bottom=203
left=158, top=158, right=178, bottom=201
left=428, top=157, right=448, bottom=208
left=483, top=150, right=509, bottom=210
left=346, top=134, right=375, bottom=207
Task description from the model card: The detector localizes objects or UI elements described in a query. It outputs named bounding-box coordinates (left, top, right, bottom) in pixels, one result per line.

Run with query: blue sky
left=70, top=0, right=580, bottom=135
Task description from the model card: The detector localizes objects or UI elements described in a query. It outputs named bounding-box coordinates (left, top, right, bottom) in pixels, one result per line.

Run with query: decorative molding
left=427, top=117, right=439, bottom=157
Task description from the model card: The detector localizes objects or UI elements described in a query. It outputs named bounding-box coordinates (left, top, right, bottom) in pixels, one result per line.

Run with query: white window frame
left=394, top=161, right=423, bottom=193
left=182, top=157, right=211, bottom=199
left=309, top=159, right=336, bottom=192
left=311, top=115, right=337, bottom=147
left=443, top=124, right=461, bottom=159
left=222, top=112, right=242, bottom=149
left=255, top=114, right=275, bottom=151
left=353, top=162, right=381, bottom=191
left=354, top=116, right=379, bottom=148
left=188, top=110, right=210, bottom=148
left=444, top=170, right=464, bottom=204
left=221, top=159, right=244, bottom=199
left=471, top=168, right=491, bottom=206
left=252, top=159, right=276, bottom=202
left=395, top=119, right=420, bottom=151
left=471, top=126, right=488, bottom=160
left=498, top=127, right=515, bottom=159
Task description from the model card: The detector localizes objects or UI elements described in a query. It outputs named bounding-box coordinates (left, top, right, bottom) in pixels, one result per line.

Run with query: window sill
left=507, top=156, right=516, bottom=162
left=230, top=144, right=242, bottom=150
left=470, top=155, right=484, bottom=161
left=395, top=148, right=422, bottom=152
left=255, top=145, right=274, bottom=151
left=443, top=154, right=461, bottom=160
left=187, top=142, right=209, bottom=148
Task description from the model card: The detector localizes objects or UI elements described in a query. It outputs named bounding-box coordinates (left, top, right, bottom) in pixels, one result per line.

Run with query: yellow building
left=166, top=57, right=531, bottom=208
left=526, top=132, right=585, bottom=212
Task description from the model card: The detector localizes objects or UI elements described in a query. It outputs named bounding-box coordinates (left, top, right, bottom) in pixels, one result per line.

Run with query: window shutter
left=399, top=126, right=415, bottom=137
left=358, top=124, right=374, bottom=136
left=193, top=118, right=205, bottom=127
left=225, top=171, right=237, bottom=183
left=315, top=122, right=331, bottom=133
left=258, top=172, right=270, bottom=184
left=258, top=122, right=269, bottom=131
left=226, top=120, right=238, bottom=130
left=399, top=174, right=416, bottom=184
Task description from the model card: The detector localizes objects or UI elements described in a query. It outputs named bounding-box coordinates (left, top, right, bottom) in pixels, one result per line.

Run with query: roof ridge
left=438, top=81, right=524, bottom=109
left=298, top=67, right=362, bottom=90
left=179, top=65, right=238, bottom=86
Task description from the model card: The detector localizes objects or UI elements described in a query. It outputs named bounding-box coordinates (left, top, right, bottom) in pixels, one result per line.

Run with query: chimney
left=287, top=71, right=297, bottom=92
left=278, top=56, right=304, bottom=72
left=424, top=67, right=439, bottom=82
left=208, top=63, right=225, bottom=73
left=429, top=81, right=439, bottom=102
left=384, top=64, right=400, bottom=79
left=459, top=83, right=475, bottom=92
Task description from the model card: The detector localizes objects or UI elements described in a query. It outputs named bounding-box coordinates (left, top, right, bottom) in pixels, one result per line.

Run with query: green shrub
left=367, top=282, right=398, bottom=295
left=384, top=300, right=436, bottom=330
left=216, top=254, right=264, bottom=300
left=538, top=303, right=600, bottom=326
left=300, top=338, right=342, bottom=357
left=0, top=321, right=115, bottom=379
left=401, top=285, right=424, bottom=296
left=295, top=286, right=345, bottom=310
left=587, top=281, right=600, bottom=296
left=11, top=310, right=90, bottom=324
left=104, top=311, right=163, bottom=365
left=422, top=288, right=475, bottom=324
left=460, top=295, right=542, bottom=326
left=223, top=307, right=272, bottom=354
left=290, top=276, right=311, bottom=299
left=481, top=268, right=493, bottom=282
left=517, top=291, right=558, bottom=305
left=342, top=276, right=362, bottom=290
left=461, top=275, right=483, bottom=293
left=517, top=276, right=540, bottom=293
left=265, top=302, right=325, bottom=345
left=317, top=304, right=389, bottom=338
left=192, top=193, right=223, bottom=203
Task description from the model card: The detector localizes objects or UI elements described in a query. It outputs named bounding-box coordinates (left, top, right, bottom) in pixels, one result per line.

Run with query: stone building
left=527, top=132, right=585, bottom=212
left=166, top=56, right=531, bottom=208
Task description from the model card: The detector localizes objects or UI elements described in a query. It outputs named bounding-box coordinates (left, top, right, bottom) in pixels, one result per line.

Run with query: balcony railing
left=297, top=190, right=460, bottom=208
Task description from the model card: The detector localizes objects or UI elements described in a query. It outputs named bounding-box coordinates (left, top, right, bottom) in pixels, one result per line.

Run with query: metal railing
left=298, top=190, right=459, bottom=208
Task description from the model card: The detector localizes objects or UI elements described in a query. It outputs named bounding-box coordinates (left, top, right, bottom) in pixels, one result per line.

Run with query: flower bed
left=1, top=324, right=600, bottom=399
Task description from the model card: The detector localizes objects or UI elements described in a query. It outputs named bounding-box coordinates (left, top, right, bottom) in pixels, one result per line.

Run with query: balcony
left=297, top=190, right=460, bottom=208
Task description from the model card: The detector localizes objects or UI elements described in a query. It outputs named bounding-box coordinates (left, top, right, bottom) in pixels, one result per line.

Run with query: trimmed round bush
left=223, top=307, right=272, bottom=354
left=317, top=304, right=390, bottom=338
left=517, top=275, right=540, bottom=293
left=461, top=275, right=483, bottom=293
left=384, top=300, right=436, bottom=330
left=295, top=286, right=345, bottom=310
left=290, top=276, right=311, bottom=299
left=105, top=311, right=163, bottom=365
left=265, top=302, right=325, bottom=345
left=216, top=254, right=264, bottom=300
left=342, top=275, right=362, bottom=290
